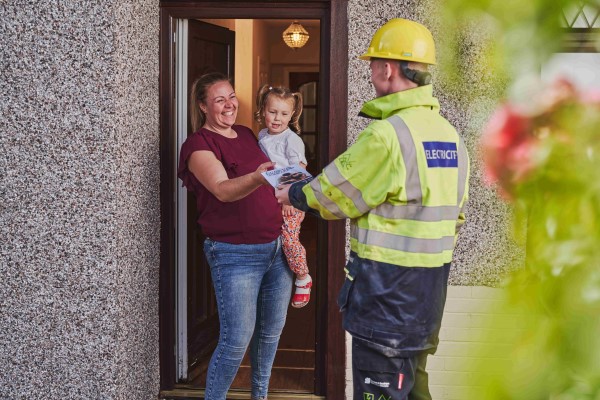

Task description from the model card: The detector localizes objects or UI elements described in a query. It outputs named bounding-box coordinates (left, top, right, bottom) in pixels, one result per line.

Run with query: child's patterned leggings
left=281, top=208, right=309, bottom=276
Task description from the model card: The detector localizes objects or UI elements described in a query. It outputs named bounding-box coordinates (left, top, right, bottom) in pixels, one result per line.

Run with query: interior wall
left=234, top=19, right=255, bottom=129
left=269, top=23, right=320, bottom=87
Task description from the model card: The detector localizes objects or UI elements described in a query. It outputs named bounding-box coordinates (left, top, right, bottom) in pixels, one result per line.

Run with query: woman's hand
left=254, top=161, right=275, bottom=185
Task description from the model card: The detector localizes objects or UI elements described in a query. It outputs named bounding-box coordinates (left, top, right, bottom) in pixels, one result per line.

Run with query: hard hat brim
left=358, top=52, right=436, bottom=65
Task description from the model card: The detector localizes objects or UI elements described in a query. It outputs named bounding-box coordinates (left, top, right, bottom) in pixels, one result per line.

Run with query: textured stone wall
left=347, top=0, right=523, bottom=286
left=0, top=1, right=160, bottom=399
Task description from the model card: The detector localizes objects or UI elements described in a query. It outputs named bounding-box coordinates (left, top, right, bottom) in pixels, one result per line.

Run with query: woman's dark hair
left=189, top=72, right=231, bottom=132
left=254, top=84, right=303, bottom=133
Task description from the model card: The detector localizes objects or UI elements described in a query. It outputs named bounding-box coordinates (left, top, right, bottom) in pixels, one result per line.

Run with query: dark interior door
left=185, top=19, right=235, bottom=384
left=289, top=72, right=320, bottom=177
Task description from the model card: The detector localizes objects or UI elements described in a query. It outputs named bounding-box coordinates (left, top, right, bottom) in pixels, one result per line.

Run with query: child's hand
left=276, top=183, right=291, bottom=205
left=282, top=204, right=295, bottom=216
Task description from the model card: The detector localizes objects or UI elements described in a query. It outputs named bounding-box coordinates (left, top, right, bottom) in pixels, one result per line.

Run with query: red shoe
left=291, top=274, right=312, bottom=308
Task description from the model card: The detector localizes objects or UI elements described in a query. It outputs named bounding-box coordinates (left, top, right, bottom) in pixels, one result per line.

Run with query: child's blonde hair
left=254, top=84, right=303, bottom=134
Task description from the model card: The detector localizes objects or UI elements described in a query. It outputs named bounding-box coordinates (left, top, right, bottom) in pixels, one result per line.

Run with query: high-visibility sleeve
left=288, top=180, right=320, bottom=217
left=301, top=127, right=400, bottom=220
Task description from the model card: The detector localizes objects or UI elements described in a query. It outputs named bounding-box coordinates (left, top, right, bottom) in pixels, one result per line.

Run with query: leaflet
left=261, top=164, right=313, bottom=188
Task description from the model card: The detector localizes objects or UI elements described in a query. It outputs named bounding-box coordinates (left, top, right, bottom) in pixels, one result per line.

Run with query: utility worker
left=276, top=18, right=470, bottom=399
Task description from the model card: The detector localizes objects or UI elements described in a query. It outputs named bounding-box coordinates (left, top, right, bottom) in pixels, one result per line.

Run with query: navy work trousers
left=352, top=338, right=432, bottom=400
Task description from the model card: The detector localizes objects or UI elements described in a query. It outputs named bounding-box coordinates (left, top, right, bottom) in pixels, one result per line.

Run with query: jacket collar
left=359, top=85, right=440, bottom=120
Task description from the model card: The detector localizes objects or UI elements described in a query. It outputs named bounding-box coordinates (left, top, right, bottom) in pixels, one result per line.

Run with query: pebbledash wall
left=0, top=1, right=161, bottom=399
left=0, top=1, right=519, bottom=400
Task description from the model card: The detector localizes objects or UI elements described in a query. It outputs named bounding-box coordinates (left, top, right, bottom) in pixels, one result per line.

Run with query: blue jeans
left=203, top=237, right=293, bottom=400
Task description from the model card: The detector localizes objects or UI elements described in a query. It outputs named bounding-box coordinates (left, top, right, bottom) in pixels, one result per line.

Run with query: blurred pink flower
left=481, top=104, right=535, bottom=199
left=481, top=78, right=600, bottom=200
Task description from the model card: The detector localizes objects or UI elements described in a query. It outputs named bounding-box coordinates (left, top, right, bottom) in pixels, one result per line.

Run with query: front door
left=160, top=3, right=349, bottom=398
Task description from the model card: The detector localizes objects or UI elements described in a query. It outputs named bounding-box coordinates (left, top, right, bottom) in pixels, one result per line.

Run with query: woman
left=178, top=72, right=293, bottom=400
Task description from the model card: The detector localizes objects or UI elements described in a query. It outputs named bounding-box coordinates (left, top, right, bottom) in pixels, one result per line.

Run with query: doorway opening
left=159, top=3, right=348, bottom=399
left=176, top=18, right=321, bottom=394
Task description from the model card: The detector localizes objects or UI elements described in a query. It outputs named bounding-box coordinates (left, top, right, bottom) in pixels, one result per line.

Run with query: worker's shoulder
left=363, top=117, right=400, bottom=136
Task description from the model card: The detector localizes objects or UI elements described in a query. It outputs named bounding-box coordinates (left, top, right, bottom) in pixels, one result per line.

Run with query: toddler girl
left=255, top=84, right=312, bottom=308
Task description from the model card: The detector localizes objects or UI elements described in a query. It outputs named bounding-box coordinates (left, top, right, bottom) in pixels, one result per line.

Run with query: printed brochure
left=261, top=164, right=313, bottom=188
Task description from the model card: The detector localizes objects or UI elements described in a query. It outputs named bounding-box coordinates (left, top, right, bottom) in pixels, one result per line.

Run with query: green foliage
left=436, top=0, right=600, bottom=398
left=497, top=103, right=600, bottom=399
left=476, top=91, right=600, bottom=398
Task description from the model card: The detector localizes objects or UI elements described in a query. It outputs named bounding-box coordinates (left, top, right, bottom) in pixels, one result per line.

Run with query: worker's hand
left=276, top=184, right=292, bottom=206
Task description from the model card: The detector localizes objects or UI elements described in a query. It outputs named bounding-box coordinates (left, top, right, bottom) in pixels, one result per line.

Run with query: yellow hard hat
left=359, top=18, right=436, bottom=65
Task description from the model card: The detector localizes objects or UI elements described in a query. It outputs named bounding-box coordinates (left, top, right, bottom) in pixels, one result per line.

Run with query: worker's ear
left=384, top=60, right=395, bottom=80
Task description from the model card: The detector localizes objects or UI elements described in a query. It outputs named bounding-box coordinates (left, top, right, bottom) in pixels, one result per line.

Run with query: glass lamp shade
left=282, top=21, right=310, bottom=49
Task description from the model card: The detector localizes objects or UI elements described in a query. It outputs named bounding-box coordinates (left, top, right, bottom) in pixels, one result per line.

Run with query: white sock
left=295, top=274, right=311, bottom=286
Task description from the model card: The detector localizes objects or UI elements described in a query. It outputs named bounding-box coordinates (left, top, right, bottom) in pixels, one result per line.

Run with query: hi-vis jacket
left=289, top=85, right=470, bottom=355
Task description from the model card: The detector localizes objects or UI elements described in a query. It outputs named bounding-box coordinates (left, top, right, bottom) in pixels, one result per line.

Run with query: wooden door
left=185, top=19, right=235, bottom=384
left=289, top=72, right=320, bottom=176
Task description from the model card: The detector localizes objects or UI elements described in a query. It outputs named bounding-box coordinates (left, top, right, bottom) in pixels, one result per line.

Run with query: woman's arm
left=188, top=150, right=272, bottom=202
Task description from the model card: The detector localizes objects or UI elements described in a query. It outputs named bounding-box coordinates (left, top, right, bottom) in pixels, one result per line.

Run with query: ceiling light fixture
left=282, top=21, right=310, bottom=49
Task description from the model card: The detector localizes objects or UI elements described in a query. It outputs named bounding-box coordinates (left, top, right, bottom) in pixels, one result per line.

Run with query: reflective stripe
left=324, top=163, right=371, bottom=214
left=388, top=115, right=422, bottom=204
left=457, top=135, right=468, bottom=205
left=371, top=203, right=460, bottom=221
left=309, top=178, right=348, bottom=219
left=352, top=226, right=456, bottom=254
left=343, top=267, right=355, bottom=281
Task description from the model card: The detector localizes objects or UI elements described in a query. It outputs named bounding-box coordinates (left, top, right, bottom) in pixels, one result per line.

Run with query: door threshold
left=160, top=387, right=325, bottom=399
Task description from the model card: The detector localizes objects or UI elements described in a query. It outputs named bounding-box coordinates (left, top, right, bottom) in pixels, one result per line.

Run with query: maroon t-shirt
left=178, top=125, right=282, bottom=244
